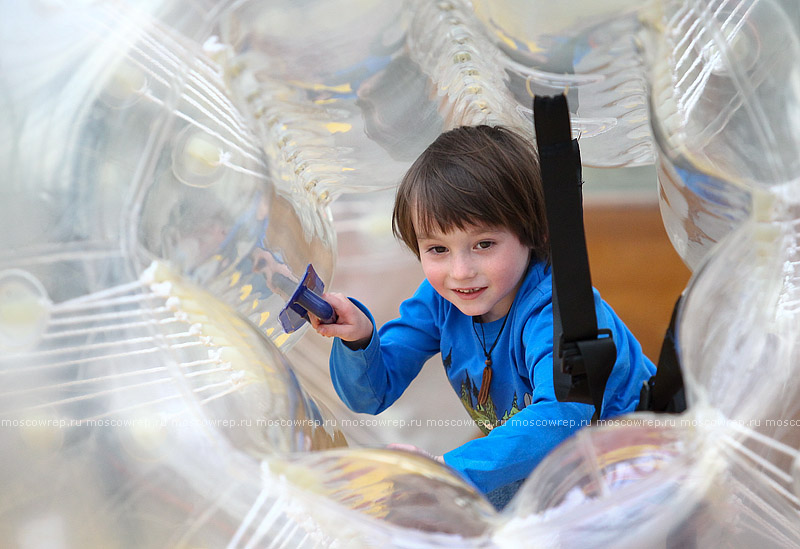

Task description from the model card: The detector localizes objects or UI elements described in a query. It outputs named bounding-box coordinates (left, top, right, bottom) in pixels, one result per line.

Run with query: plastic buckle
left=560, top=341, right=585, bottom=376
left=558, top=328, right=613, bottom=376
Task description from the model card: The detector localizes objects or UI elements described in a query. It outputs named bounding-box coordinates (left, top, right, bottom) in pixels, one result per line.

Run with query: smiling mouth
left=454, top=288, right=483, bottom=294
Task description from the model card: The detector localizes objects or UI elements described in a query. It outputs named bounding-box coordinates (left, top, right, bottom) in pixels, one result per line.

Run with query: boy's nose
left=450, top=253, right=476, bottom=280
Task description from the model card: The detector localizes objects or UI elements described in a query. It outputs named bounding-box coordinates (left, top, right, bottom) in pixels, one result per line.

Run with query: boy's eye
left=476, top=241, right=493, bottom=250
left=428, top=245, right=448, bottom=254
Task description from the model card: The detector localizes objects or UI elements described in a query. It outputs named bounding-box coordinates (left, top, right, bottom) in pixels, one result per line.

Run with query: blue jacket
left=330, top=261, right=656, bottom=493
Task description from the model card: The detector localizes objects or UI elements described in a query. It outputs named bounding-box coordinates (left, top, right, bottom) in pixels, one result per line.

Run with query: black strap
left=637, top=295, right=686, bottom=413
left=532, top=94, right=617, bottom=418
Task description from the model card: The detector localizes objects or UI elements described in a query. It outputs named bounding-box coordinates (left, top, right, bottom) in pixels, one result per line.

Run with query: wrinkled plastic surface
left=645, top=0, right=800, bottom=270
left=2, top=0, right=800, bottom=548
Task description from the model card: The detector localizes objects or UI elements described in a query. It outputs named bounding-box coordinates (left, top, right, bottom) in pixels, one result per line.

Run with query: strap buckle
left=558, top=329, right=613, bottom=375
left=555, top=329, right=616, bottom=411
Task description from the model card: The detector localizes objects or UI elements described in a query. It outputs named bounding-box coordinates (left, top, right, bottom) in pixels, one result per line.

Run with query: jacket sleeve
left=594, top=293, right=657, bottom=418
left=443, top=305, right=593, bottom=494
left=329, top=287, right=442, bottom=415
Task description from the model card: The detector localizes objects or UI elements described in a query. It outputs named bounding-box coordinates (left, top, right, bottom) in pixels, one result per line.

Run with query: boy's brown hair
left=392, top=125, right=549, bottom=262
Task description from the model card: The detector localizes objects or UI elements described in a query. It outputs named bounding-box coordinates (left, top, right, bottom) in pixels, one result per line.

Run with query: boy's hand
left=308, top=292, right=373, bottom=349
left=386, top=443, right=445, bottom=464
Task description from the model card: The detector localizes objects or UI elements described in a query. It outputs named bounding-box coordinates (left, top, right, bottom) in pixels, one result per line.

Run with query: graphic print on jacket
left=443, top=349, right=531, bottom=435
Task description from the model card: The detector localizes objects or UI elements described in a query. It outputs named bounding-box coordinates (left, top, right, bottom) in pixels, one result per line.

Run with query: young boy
left=311, top=125, right=656, bottom=507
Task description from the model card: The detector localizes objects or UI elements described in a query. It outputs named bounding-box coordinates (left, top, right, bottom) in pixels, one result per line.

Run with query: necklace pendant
left=485, top=357, right=492, bottom=368
left=477, top=365, right=493, bottom=406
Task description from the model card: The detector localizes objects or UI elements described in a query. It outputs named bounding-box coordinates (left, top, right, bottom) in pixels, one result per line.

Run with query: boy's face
left=416, top=222, right=531, bottom=322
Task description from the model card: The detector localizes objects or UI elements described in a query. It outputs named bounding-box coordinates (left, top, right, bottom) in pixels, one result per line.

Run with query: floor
left=584, top=203, right=691, bottom=360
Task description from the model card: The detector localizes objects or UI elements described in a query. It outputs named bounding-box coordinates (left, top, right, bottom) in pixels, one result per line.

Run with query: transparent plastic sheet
left=0, top=1, right=335, bottom=353
left=2, top=0, right=800, bottom=548
left=495, top=419, right=708, bottom=548
left=644, top=0, right=800, bottom=270
left=469, top=0, right=653, bottom=167
left=641, top=0, right=800, bottom=546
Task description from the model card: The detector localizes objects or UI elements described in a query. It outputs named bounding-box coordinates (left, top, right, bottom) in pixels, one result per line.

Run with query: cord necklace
left=472, top=313, right=510, bottom=406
